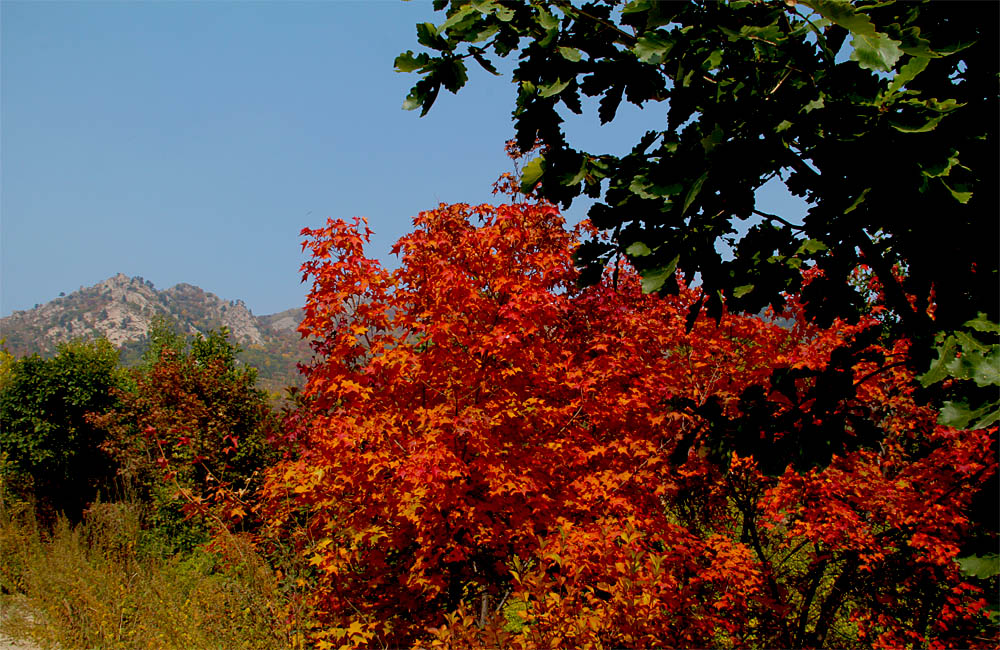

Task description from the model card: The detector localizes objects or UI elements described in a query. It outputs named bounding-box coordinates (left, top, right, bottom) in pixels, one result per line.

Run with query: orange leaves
left=312, top=619, right=378, bottom=650
left=494, top=518, right=764, bottom=649
left=762, top=420, right=995, bottom=570
left=255, top=197, right=998, bottom=649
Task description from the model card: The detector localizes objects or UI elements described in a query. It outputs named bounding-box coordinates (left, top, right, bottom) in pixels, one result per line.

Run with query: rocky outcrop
left=160, top=282, right=264, bottom=344
left=9, top=272, right=313, bottom=349
left=1, top=274, right=313, bottom=392
left=259, top=307, right=304, bottom=334
left=1, top=274, right=278, bottom=351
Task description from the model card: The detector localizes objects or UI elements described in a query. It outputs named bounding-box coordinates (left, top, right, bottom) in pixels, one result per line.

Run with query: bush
left=0, top=339, right=123, bottom=521
left=92, top=324, right=279, bottom=548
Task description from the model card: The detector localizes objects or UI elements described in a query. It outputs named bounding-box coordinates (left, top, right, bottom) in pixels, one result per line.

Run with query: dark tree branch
left=551, top=1, right=638, bottom=46
left=753, top=209, right=806, bottom=232
left=793, top=555, right=828, bottom=647
left=853, top=361, right=908, bottom=387
left=808, top=554, right=858, bottom=647
left=853, top=231, right=933, bottom=343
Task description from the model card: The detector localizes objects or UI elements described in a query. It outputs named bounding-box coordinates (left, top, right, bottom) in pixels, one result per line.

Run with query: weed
left=0, top=501, right=299, bottom=650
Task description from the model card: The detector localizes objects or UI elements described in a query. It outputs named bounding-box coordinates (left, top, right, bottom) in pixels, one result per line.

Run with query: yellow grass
left=0, top=500, right=305, bottom=650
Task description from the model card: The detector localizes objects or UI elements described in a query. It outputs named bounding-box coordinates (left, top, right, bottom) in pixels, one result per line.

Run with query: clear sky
left=1, top=0, right=806, bottom=318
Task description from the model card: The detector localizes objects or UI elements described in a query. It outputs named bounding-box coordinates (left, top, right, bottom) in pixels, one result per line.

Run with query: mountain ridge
left=0, top=273, right=312, bottom=393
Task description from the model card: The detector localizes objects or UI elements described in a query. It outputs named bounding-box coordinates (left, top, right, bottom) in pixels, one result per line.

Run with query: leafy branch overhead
left=920, top=314, right=1000, bottom=430
left=398, top=0, right=997, bottom=351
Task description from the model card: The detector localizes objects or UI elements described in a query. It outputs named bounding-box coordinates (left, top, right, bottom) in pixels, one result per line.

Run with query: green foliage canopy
left=398, top=0, right=998, bottom=356
left=0, top=339, right=123, bottom=519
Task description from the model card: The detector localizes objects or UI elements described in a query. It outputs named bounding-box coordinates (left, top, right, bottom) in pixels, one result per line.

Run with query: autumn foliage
left=256, top=196, right=996, bottom=648
left=92, top=327, right=277, bottom=550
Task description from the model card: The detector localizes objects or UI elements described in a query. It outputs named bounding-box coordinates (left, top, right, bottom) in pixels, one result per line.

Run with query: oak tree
left=397, top=0, right=998, bottom=351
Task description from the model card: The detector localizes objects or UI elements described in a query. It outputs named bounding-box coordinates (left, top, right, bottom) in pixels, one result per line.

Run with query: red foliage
left=94, top=333, right=275, bottom=531
left=256, top=198, right=996, bottom=649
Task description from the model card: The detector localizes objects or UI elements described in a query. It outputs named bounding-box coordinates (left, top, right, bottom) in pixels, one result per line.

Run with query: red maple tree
left=256, top=194, right=996, bottom=649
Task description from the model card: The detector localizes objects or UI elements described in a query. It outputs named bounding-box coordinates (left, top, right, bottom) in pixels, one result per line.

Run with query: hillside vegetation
left=1, top=274, right=312, bottom=394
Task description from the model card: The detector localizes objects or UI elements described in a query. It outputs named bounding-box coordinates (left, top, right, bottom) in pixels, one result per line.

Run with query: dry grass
left=0, top=500, right=306, bottom=650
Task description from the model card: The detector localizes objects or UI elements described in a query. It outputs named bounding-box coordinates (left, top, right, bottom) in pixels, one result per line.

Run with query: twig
left=551, top=0, right=638, bottom=46
left=769, top=69, right=792, bottom=95
left=753, top=209, right=806, bottom=232
left=494, top=586, right=513, bottom=614
left=853, top=361, right=907, bottom=387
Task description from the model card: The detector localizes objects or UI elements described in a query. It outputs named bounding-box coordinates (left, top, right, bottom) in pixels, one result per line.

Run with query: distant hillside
left=0, top=274, right=314, bottom=393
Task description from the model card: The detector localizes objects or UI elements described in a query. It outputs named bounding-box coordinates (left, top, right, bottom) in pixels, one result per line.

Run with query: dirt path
left=0, top=599, right=45, bottom=650
left=0, top=632, right=43, bottom=650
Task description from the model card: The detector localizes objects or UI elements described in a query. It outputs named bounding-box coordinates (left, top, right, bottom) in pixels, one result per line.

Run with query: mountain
left=0, top=274, right=314, bottom=394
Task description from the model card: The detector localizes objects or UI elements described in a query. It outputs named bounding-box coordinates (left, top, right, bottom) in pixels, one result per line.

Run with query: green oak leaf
left=440, top=5, right=477, bottom=30
left=700, top=124, right=724, bottom=153
left=850, top=32, right=903, bottom=71
left=938, top=400, right=977, bottom=429
left=538, top=79, right=571, bottom=98
left=920, top=336, right=957, bottom=387
left=681, top=173, right=707, bottom=217
left=639, top=254, right=681, bottom=294
left=903, top=98, right=965, bottom=113
left=956, top=554, right=1000, bottom=580
left=886, top=56, right=929, bottom=96
left=802, top=97, right=825, bottom=113
left=634, top=32, right=674, bottom=65
left=492, top=4, right=515, bottom=22
left=973, top=348, right=1000, bottom=387
left=520, top=156, right=545, bottom=194
left=941, top=179, right=972, bottom=203
left=702, top=49, right=723, bottom=71
left=558, top=47, right=582, bottom=62
left=803, top=0, right=902, bottom=71
left=796, top=239, right=828, bottom=255
left=626, top=242, right=652, bottom=257
left=938, top=400, right=998, bottom=430
left=974, top=408, right=1000, bottom=430
left=891, top=113, right=944, bottom=133
left=471, top=50, right=500, bottom=75
left=955, top=331, right=989, bottom=354
left=966, top=314, right=1000, bottom=333
left=622, top=0, right=652, bottom=13
left=469, top=24, right=500, bottom=44
left=395, top=51, right=430, bottom=73
left=629, top=177, right=682, bottom=199
left=402, top=86, right=427, bottom=112
left=921, top=151, right=960, bottom=179
left=416, top=22, right=448, bottom=51
left=536, top=7, right=558, bottom=30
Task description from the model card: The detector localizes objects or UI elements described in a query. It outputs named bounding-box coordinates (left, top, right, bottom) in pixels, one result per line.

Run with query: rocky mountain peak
left=1, top=276, right=311, bottom=392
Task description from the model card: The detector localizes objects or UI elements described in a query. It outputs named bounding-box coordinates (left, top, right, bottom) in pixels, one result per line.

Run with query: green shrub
left=0, top=339, right=123, bottom=521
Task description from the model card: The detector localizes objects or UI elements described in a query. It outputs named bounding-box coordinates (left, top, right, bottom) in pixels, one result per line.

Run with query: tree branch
left=551, top=0, right=638, bottom=47
left=794, top=555, right=828, bottom=647
left=853, top=360, right=908, bottom=387
left=808, top=554, right=858, bottom=647
left=854, top=231, right=932, bottom=343
left=753, top=209, right=806, bottom=232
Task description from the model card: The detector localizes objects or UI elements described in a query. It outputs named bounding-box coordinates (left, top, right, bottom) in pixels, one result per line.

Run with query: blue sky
left=2, top=0, right=805, bottom=318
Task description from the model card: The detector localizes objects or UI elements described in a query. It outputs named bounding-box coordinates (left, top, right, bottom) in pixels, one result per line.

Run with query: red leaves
left=259, top=199, right=998, bottom=649
left=93, top=330, right=276, bottom=545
